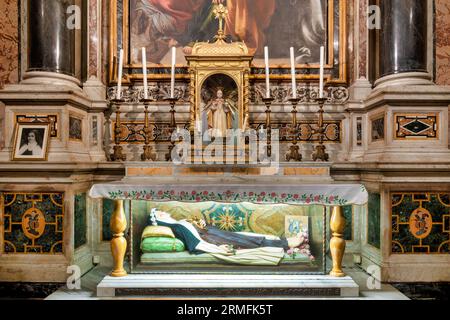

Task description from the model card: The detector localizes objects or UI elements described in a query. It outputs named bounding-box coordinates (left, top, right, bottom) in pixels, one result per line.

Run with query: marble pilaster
left=0, top=0, right=19, bottom=88
left=435, top=0, right=450, bottom=86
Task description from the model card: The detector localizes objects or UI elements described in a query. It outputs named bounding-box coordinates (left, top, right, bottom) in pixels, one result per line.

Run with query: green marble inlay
left=368, top=193, right=381, bottom=249
left=102, top=198, right=115, bottom=241
left=343, top=205, right=353, bottom=241
left=74, top=193, right=87, bottom=249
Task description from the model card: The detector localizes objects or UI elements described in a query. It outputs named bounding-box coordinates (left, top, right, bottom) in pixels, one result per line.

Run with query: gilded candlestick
left=262, top=97, right=274, bottom=158
left=165, top=97, right=178, bottom=161
left=286, top=98, right=302, bottom=162
left=141, top=98, right=156, bottom=161
left=110, top=99, right=127, bottom=162
left=312, top=97, right=329, bottom=162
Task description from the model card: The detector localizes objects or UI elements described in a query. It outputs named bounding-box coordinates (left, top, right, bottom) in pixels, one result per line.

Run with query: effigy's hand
left=219, top=245, right=235, bottom=255
left=212, top=0, right=224, bottom=5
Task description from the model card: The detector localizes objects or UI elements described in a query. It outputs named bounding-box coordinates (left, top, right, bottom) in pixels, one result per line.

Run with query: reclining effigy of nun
left=139, top=209, right=315, bottom=266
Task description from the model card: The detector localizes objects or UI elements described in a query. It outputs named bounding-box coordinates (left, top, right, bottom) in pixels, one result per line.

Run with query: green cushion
left=141, top=237, right=185, bottom=253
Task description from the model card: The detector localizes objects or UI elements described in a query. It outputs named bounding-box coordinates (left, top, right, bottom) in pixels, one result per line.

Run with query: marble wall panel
left=74, top=193, right=87, bottom=249
left=343, top=205, right=354, bottom=241
left=358, top=0, right=368, bottom=79
left=89, top=0, right=99, bottom=78
left=436, top=0, right=450, bottom=86
left=0, top=0, right=19, bottom=87
left=102, top=198, right=114, bottom=242
left=368, top=193, right=381, bottom=249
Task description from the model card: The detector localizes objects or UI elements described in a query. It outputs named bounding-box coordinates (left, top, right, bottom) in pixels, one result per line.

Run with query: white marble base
left=96, top=274, right=359, bottom=298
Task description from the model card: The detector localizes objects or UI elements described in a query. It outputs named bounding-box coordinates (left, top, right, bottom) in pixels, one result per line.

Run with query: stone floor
left=45, top=263, right=409, bottom=300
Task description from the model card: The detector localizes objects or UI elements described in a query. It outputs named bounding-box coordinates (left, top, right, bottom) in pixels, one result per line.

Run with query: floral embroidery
left=107, top=189, right=349, bottom=205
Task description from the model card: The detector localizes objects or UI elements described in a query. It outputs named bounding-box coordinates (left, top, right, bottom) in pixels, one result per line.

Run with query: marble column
left=376, top=0, right=430, bottom=87
left=24, top=0, right=79, bottom=86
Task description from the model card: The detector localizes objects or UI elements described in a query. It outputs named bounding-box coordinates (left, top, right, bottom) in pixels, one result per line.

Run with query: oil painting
left=130, top=0, right=328, bottom=66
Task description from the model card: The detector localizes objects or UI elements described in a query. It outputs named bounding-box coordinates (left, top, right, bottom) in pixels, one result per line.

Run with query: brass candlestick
left=286, top=98, right=302, bottom=162
left=262, top=97, right=274, bottom=158
left=312, top=97, right=329, bottom=162
left=165, top=97, right=178, bottom=161
left=110, top=99, right=127, bottom=162
left=141, top=98, right=156, bottom=161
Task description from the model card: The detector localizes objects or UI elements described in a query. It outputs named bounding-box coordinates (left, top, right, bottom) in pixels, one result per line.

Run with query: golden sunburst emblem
left=216, top=211, right=238, bottom=231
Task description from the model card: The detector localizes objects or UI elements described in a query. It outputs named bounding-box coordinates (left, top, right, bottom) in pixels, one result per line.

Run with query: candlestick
left=165, top=97, right=178, bottom=161
left=264, top=46, right=270, bottom=99
left=262, top=97, right=274, bottom=158
left=286, top=98, right=302, bottom=162
left=110, top=99, right=126, bottom=162
left=142, top=47, right=148, bottom=99
left=117, top=49, right=124, bottom=100
left=141, top=98, right=156, bottom=161
left=319, top=46, right=325, bottom=99
left=290, top=47, right=297, bottom=99
left=312, top=97, right=329, bottom=162
left=170, top=47, right=176, bottom=98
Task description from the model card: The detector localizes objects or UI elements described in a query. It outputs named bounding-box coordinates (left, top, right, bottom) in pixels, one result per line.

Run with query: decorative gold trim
left=109, top=0, right=348, bottom=84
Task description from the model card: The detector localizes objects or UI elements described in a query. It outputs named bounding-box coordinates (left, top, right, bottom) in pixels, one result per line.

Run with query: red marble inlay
left=89, top=0, right=99, bottom=77
left=358, top=0, right=368, bottom=79
left=0, top=0, right=19, bottom=87
left=436, top=0, right=450, bottom=86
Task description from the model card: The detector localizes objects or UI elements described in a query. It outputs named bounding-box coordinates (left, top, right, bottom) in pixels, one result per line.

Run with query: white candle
left=290, top=47, right=297, bottom=99
left=142, top=47, right=148, bottom=99
left=170, top=47, right=176, bottom=98
left=117, top=49, right=124, bottom=100
left=264, top=46, right=270, bottom=98
left=319, top=46, right=325, bottom=99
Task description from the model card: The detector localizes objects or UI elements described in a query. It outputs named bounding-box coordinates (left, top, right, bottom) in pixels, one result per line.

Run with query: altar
left=89, top=163, right=367, bottom=297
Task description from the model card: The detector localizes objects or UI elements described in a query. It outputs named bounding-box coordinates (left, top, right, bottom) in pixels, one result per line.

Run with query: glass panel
left=130, top=201, right=326, bottom=274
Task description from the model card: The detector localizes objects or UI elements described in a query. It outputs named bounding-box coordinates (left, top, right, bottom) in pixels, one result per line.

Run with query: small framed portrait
left=12, top=122, right=51, bottom=161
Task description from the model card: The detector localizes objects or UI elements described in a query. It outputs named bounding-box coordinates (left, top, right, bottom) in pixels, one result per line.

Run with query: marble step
left=97, top=274, right=359, bottom=297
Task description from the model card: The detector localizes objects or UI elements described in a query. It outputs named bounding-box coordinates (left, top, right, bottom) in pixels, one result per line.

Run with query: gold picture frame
left=109, top=0, right=347, bottom=84
left=12, top=122, right=51, bottom=161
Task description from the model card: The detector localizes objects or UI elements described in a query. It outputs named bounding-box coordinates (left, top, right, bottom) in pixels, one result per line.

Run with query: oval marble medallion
left=409, top=208, right=432, bottom=240
left=21, top=208, right=46, bottom=240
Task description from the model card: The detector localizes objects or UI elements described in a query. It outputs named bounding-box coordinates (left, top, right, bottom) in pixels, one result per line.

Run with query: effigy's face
left=216, top=90, right=223, bottom=99
left=155, top=211, right=171, bottom=220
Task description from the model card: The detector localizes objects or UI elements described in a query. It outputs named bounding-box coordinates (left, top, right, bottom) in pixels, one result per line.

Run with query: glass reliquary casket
left=129, top=200, right=327, bottom=275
